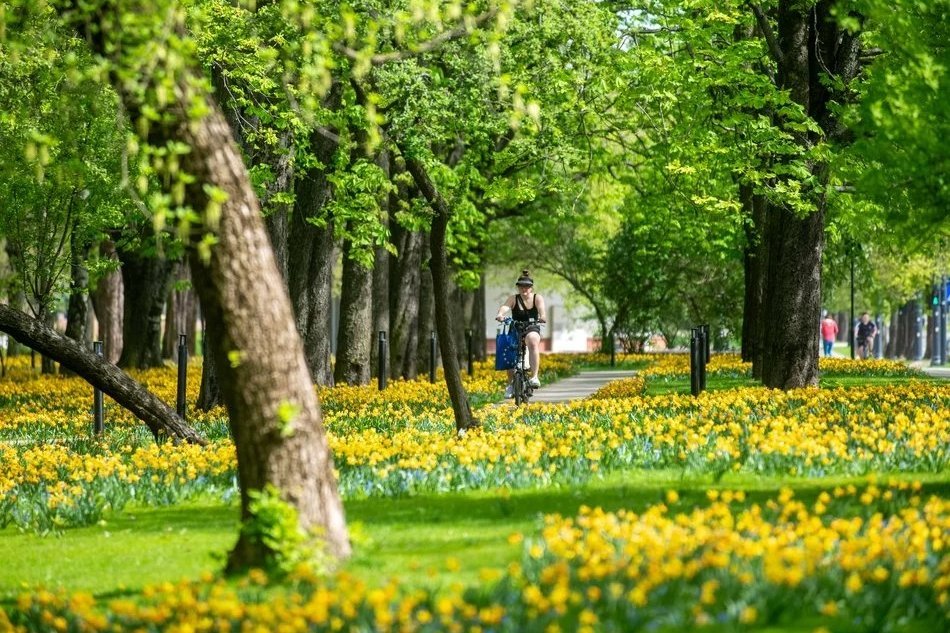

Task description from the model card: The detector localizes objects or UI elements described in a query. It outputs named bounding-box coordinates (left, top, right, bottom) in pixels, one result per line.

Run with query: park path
left=529, top=370, right=638, bottom=404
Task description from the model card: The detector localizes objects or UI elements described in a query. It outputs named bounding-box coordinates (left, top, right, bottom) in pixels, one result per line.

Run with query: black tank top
left=512, top=294, right=539, bottom=321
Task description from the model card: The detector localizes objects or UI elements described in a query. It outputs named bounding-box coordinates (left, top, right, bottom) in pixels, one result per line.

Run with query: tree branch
left=334, top=9, right=498, bottom=66
left=746, top=1, right=784, bottom=66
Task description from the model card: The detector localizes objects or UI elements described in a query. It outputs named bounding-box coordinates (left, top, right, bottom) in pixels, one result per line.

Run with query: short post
left=176, top=334, right=188, bottom=420
left=610, top=334, right=616, bottom=367
left=689, top=328, right=700, bottom=396
left=466, top=329, right=474, bottom=377
left=378, top=331, right=388, bottom=391
left=93, top=341, right=104, bottom=436
left=429, top=330, right=437, bottom=383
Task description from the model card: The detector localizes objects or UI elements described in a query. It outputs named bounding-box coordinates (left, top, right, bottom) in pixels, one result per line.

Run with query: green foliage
left=244, top=484, right=332, bottom=576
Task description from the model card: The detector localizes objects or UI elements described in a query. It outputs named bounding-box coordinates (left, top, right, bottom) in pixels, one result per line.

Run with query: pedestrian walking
left=856, top=312, right=877, bottom=360
left=820, top=312, right=838, bottom=357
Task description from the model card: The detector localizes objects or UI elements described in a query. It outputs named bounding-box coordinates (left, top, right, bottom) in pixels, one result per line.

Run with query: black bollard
left=93, top=341, right=104, bottom=436
left=378, top=331, right=388, bottom=391
left=429, top=330, right=437, bottom=383
left=689, top=329, right=700, bottom=396
left=466, top=329, right=474, bottom=377
left=176, top=334, right=188, bottom=420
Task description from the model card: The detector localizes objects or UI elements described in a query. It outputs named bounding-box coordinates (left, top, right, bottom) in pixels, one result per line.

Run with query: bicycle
left=503, top=317, right=539, bottom=405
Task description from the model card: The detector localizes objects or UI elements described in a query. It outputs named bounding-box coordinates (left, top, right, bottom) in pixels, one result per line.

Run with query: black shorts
left=515, top=322, right=542, bottom=336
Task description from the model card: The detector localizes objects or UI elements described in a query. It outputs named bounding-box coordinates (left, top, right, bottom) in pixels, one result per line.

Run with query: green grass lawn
left=4, top=468, right=949, bottom=605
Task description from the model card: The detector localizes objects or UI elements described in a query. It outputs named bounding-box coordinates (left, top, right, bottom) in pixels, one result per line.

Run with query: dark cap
left=516, top=270, right=533, bottom=286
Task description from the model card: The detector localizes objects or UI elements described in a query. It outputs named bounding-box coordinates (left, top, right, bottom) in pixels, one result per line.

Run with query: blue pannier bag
left=495, top=322, right=519, bottom=370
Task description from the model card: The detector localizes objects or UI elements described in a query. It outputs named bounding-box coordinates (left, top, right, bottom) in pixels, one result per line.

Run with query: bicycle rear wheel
left=513, top=373, right=525, bottom=405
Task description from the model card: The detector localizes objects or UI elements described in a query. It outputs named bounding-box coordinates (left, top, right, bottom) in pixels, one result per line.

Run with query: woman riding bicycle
left=495, top=270, right=546, bottom=397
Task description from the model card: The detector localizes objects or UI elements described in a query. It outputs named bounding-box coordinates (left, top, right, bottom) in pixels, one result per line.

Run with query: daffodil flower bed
left=3, top=374, right=949, bottom=531
left=3, top=483, right=947, bottom=632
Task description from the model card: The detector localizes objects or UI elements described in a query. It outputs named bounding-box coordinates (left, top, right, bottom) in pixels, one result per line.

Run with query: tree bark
left=90, top=240, right=124, bottom=363
left=287, top=124, right=340, bottom=387
left=0, top=303, right=203, bottom=442
left=758, top=1, right=861, bottom=388
left=62, top=5, right=350, bottom=569
left=473, top=273, right=487, bottom=361
left=403, top=156, right=476, bottom=431
left=334, top=237, right=373, bottom=385
left=171, top=96, right=349, bottom=568
left=388, top=180, right=424, bottom=379
left=370, top=151, right=390, bottom=377
left=197, top=322, right=221, bottom=411
left=162, top=261, right=197, bottom=362
left=64, top=227, right=90, bottom=349
left=117, top=247, right=172, bottom=369
left=416, top=259, right=435, bottom=375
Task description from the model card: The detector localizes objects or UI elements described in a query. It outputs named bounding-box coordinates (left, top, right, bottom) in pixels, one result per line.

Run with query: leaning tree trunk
left=117, top=248, right=172, bottom=369
left=0, top=303, right=203, bottom=443
left=334, top=236, right=373, bottom=385
left=174, top=96, right=350, bottom=568
left=91, top=239, right=124, bottom=363
left=403, top=156, right=476, bottom=431
left=61, top=3, right=351, bottom=570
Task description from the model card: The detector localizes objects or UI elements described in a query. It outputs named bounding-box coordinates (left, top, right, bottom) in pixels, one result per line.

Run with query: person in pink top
left=820, top=312, right=839, bottom=357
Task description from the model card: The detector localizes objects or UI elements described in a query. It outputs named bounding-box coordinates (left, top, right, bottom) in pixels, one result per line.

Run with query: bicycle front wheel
left=513, top=373, right=524, bottom=406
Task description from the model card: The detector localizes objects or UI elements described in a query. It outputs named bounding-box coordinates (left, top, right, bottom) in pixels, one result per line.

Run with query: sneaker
left=504, top=383, right=514, bottom=398
left=528, top=376, right=540, bottom=388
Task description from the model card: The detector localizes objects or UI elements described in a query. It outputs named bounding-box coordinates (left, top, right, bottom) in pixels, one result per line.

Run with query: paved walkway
left=529, top=370, right=638, bottom=403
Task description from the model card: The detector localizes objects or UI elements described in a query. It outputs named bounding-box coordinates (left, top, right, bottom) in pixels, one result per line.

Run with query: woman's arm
left=536, top=295, right=547, bottom=322
left=496, top=296, right=515, bottom=321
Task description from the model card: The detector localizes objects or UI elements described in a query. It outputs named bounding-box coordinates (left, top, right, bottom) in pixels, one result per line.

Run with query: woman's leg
left=526, top=331, right=541, bottom=379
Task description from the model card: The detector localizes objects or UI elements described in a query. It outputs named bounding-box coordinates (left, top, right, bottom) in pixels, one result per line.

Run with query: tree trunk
left=473, top=273, right=487, bottom=361
left=758, top=1, right=861, bottom=388
left=65, top=5, right=350, bottom=570
left=41, top=311, right=57, bottom=375
left=197, top=323, right=221, bottom=411
left=174, top=96, right=349, bottom=568
left=0, top=303, right=203, bottom=442
left=370, top=151, right=390, bottom=377
left=740, top=184, right=767, bottom=370
left=760, top=201, right=824, bottom=388
left=403, top=156, right=476, bottom=431
left=90, top=240, right=124, bottom=363
left=65, top=228, right=90, bottom=349
left=389, top=220, right=423, bottom=379
left=334, top=237, right=373, bottom=385
left=162, top=261, right=196, bottom=362
left=416, top=260, right=435, bottom=375
left=287, top=126, right=340, bottom=387
left=117, top=248, right=172, bottom=369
